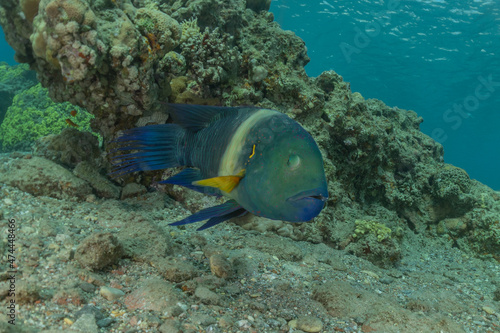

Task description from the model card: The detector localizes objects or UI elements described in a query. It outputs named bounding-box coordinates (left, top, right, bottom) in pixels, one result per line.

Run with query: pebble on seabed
left=100, top=286, right=125, bottom=301
left=289, top=316, right=323, bottom=333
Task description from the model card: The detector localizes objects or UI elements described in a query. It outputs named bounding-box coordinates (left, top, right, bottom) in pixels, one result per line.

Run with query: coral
left=159, top=51, right=186, bottom=77
left=431, top=165, right=471, bottom=200
left=246, top=0, right=271, bottom=12
left=179, top=17, right=200, bottom=44
left=0, top=62, right=38, bottom=125
left=135, top=8, right=181, bottom=59
left=353, top=219, right=392, bottom=242
left=180, top=23, right=241, bottom=90
left=20, top=0, right=40, bottom=23
left=346, top=218, right=401, bottom=267
left=0, top=84, right=94, bottom=151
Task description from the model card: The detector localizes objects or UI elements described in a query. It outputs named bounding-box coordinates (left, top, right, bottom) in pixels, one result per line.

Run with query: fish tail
left=110, top=124, right=188, bottom=177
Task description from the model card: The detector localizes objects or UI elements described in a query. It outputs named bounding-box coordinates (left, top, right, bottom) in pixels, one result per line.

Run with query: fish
left=111, top=104, right=328, bottom=230
left=65, top=118, right=78, bottom=127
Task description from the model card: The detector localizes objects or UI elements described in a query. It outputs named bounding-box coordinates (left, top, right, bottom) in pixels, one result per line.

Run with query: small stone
left=121, top=182, right=147, bottom=200
left=124, top=278, right=181, bottom=313
left=96, top=318, right=115, bottom=328
left=74, top=304, right=104, bottom=321
left=218, top=315, right=235, bottom=328
left=70, top=313, right=99, bottom=333
left=74, top=232, right=123, bottom=271
left=53, top=287, right=85, bottom=306
left=100, top=286, right=125, bottom=301
left=3, top=198, right=13, bottom=206
left=210, top=254, right=233, bottom=279
left=380, top=277, right=394, bottom=284
left=294, top=316, right=323, bottom=333
left=159, top=319, right=181, bottom=333
left=194, top=286, right=221, bottom=305
left=79, top=282, right=96, bottom=293
left=482, top=306, right=495, bottom=315
left=361, top=270, right=380, bottom=279
left=155, top=257, right=199, bottom=282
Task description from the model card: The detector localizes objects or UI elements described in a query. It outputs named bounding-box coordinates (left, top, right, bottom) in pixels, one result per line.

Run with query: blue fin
left=167, top=104, right=247, bottom=132
left=197, top=208, right=248, bottom=231
left=169, top=199, right=242, bottom=227
left=159, top=168, right=221, bottom=196
left=110, top=124, right=184, bottom=177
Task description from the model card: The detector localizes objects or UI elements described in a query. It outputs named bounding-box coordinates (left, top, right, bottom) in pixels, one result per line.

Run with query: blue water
left=271, top=0, right=500, bottom=190
left=1, top=2, right=499, bottom=189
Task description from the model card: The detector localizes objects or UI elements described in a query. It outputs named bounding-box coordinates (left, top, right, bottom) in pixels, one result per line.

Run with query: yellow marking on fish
left=249, top=144, right=256, bottom=158
left=193, top=169, right=246, bottom=193
left=220, top=109, right=277, bottom=176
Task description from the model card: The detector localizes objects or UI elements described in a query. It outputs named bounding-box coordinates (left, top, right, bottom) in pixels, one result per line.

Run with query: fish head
left=241, top=117, right=328, bottom=222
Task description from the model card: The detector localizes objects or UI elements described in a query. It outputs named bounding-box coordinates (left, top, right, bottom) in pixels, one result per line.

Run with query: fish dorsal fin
left=193, top=169, right=245, bottom=193
left=167, top=104, right=242, bottom=132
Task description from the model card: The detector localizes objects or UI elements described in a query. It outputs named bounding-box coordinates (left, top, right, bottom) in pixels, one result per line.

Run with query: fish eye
left=287, top=154, right=300, bottom=169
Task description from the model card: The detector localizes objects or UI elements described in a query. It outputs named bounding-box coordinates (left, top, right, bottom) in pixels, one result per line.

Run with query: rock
left=194, top=286, right=221, bottom=305
left=74, top=304, right=104, bottom=321
left=16, top=281, right=40, bottom=304
left=159, top=319, right=182, bottom=333
left=124, top=278, right=181, bottom=313
left=294, top=316, right=323, bottom=333
left=120, top=182, right=147, bottom=200
left=191, top=313, right=216, bottom=326
left=117, top=219, right=172, bottom=262
left=78, top=282, right=96, bottom=293
left=33, top=128, right=101, bottom=168
left=482, top=306, right=495, bottom=315
left=52, top=287, right=85, bottom=306
left=73, top=161, right=120, bottom=199
left=0, top=156, right=92, bottom=200
left=218, top=315, right=235, bottom=328
left=100, top=286, right=125, bottom=301
left=209, top=254, right=233, bottom=279
left=74, top=233, right=123, bottom=271
left=96, top=318, right=115, bottom=328
left=70, top=313, right=99, bottom=333
left=154, top=257, right=199, bottom=282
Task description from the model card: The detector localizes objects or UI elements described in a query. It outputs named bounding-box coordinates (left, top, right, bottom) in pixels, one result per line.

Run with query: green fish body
left=112, top=104, right=328, bottom=230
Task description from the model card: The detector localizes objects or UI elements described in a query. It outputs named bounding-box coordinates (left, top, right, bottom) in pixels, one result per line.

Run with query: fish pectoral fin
left=169, top=199, right=241, bottom=228
left=192, top=169, right=245, bottom=193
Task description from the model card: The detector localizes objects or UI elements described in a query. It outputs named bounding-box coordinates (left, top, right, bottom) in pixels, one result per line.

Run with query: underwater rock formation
left=0, top=0, right=498, bottom=266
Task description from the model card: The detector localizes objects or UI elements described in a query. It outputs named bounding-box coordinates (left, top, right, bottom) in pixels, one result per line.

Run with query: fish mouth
left=286, top=188, right=328, bottom=202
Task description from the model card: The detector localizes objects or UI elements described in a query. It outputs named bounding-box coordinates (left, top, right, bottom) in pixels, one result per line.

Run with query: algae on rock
left=0, top=84, right=94, bottom=151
